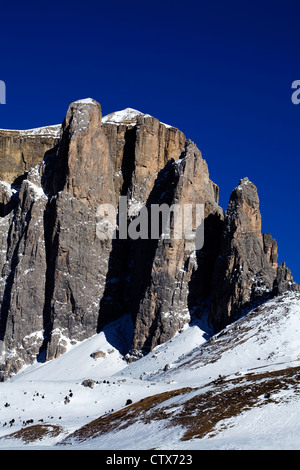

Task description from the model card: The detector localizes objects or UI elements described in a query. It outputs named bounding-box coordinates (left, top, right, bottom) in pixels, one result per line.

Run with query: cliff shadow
left=0, top=203, right=33, bottom=342
left=41, top=140, right=66, bottom=197
left=187, top=211, right=223, bottom=338
left=37, top=197, right=59, bottom=362
left=37, top=139, right=66, bottom=363
left=0, top=173, right=28, bottom=218
left=37, top=131, right=71, bottom=362
left=97, top=158, right=178, bottom=356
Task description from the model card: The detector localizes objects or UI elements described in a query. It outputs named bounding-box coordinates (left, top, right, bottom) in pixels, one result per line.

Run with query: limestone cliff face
left=0, top=99, right=298, bottom=380
left=0, top=126, right=60, bottom=184
left=0, top=169, right=48, bottom=377
left=130, top=141, right=222, bottom=353
left=101, top=109, right=186, bottom=201
left=39, top=99, right=117, bottom=361
left=0, top=101, right=197, bottom=378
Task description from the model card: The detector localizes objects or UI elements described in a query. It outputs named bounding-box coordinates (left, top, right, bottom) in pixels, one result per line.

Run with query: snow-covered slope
left=0, top=292, right=299, bottom=450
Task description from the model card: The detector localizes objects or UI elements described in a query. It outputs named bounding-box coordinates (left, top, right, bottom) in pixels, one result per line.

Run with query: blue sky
left=1, top=0, right=300, bottom=281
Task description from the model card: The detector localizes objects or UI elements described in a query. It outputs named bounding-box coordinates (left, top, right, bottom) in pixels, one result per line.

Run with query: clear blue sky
left=1, top=0, right=299, bottom=282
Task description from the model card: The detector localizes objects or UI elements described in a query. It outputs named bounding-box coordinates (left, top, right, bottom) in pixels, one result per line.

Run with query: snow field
left=0, top=293, right=299, bottom=449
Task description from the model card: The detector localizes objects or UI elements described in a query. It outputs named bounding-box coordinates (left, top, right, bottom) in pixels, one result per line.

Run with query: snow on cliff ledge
left=102, top=107, right=172, bottom=128
left=0, top=124, right=61, bottom=137
left=0, top=103, right=173, bottom=136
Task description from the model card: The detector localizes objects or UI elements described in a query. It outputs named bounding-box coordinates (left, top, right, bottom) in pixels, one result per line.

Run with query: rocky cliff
left=0, top=125, right=60, bottom=184
left=209, top=177, right=299, bottom=331
left=0, top=98, right=298, bottom=380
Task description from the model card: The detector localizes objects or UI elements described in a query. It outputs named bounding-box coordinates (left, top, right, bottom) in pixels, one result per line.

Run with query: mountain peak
left=102, top=107, right=151, bottom=125
left=238, top=176, right=251, bottom=185
left=72, top=98, right=98, bottom=106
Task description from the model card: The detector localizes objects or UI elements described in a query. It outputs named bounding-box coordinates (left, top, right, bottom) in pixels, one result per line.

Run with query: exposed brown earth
left=60, top=365, right=300, bottom=445
left=2, top=423, right=63, bottom=444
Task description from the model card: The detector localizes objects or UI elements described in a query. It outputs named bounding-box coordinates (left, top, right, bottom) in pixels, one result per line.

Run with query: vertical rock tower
left=209, top=177, right=298, bottom=331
